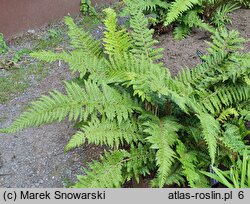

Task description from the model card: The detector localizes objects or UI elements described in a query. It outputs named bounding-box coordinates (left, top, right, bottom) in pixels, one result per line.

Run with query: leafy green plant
left=122, top=0, right=243, bottom=39
left=201, top=149, right=250, bottom=188
left=0, top=33, right=8, bottom=54
left=48, top=29, right=59, bottom=39
left=80, top=0, right=97, bottom=16
left=1, top=8, right=249, bottom=188
left=11, top=49, right=31, bottom=63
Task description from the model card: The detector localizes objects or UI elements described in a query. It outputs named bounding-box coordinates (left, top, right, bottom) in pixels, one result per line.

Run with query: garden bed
left=0, top=7, right=249, bottom=187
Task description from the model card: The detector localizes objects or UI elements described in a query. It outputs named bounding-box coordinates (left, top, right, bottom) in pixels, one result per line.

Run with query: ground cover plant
left=1, top=5, right=249, bottom=188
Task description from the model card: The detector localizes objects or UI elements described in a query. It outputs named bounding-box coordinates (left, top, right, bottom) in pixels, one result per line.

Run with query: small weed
left=0, top=33, right=8, bottom=54
left=12, top=49, right=31, bottom=63
left=48, top=29, right=60, bottom=39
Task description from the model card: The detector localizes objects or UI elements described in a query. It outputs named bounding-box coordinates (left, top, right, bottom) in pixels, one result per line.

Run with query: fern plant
left=122, top=0, right=243, bottom=39
left=1, top=8, right=249, bottom=188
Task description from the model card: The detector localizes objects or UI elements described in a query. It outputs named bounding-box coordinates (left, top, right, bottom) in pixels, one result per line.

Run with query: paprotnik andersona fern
left=122, top=0, right=242, bottom=39
left=1, top=8, right=249, bottom=188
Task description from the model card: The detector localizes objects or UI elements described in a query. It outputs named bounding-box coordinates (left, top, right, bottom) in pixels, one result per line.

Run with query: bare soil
left=0, top=9, right=249, bottom=187
left=157, top=9, right=250, bottom=75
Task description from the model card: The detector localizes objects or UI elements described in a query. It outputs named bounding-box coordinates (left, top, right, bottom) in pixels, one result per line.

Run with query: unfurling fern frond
left=165, top=0, right=200, bottom=26
left=198, top=113, right=221, bottom=164
left=64, top=16, right=102, bottom=56
left=73, top=150, right=129, bottom=188
left=1, top=81, right=137, bottom=133
left=130, top=11, right=163, bottom=60
left=103, top=8, right=132, bottom=56
left=65, top=119, right=143, bottom=151
left=144, top=117, right=182, bottom=187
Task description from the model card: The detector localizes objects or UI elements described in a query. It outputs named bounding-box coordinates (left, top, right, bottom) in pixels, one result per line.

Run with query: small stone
left=27, top=29, right=35, bottom=34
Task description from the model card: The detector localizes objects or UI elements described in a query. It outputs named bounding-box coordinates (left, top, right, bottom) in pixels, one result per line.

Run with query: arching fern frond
left=65, top=118, right=143, bottom=151
left=31, top=50, right=108, bottom=80
left=198, top=113, right=221, bottom=164
left=130, top=11, right=163, bottom=61
left=173, top=25, right=191, bottom=40
left=176, top=141, right=209, bottom=187
left=107, top=53, right=169, bottom=102
left=1, top=81, right=137, bottom=133
left=73, top=150, right=130, bottom=188
left=122, top=0, right=169, bottom=15
left=103, top=8, right=132, bottom=56
left=125, top=143, right=155, bottom=183
left=64, top=16, right=102, bottom=56
left=207, top=28, right=247, bottom=54
left=144, top=117, right=182, bottom=187
left=197, top=85, right=250, bottom=115
left=221, top=123, right=249, bottom=155
left=217, top=108, right=239, bottom=123
left=151, top=162, right=185, bottom=187
left=165, top=0, right=200, bottom=26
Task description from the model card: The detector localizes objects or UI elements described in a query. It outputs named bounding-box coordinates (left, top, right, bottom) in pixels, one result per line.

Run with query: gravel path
left=0, top=9, right=249, bottom=188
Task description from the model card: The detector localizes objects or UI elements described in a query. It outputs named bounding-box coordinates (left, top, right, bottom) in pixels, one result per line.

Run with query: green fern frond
left=0, top=81, right=137, bottom=133
left=198, top=85, right=250, bottom=115
left=64, top=16, right=102, bottom=56
left=65, top=119, right=143, bottom=151
left=130, top=11, right=163, bottom=60
left=182, top=10, right=215, bottom=34
left=73, top=150, right=129, bottom=188
left=144, top=117, right=182, bottom=187
left=165, top=0, right=200, bottom=26
left=176, top=141, right=209, bottom=187
left=64, top=131, right=85, bottom=152
left=107, top=53, right=170, bottom=102
left=221, top=123, right=249, bottom=155
left=207, top=29, right=247, bottom=54
left=212, top=3, right=240, bottom=27
left=103, top=8, right=132, bottom=56
left=240, top=109, right=250, bottom=121
left=31, top=50, right=109, bottom=80
left=173, top=25, right=191, bottom=40
left=177, top=52, right=228, bottom=87
left=125, top=143, right=155, bottom=183
left=122, top=0, right=169, bottom=15
left=150, top=162, right=185, bottom=187
left=198, top=113, right=221, bottom=164
left=217, top=108, right=239, bottom=123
